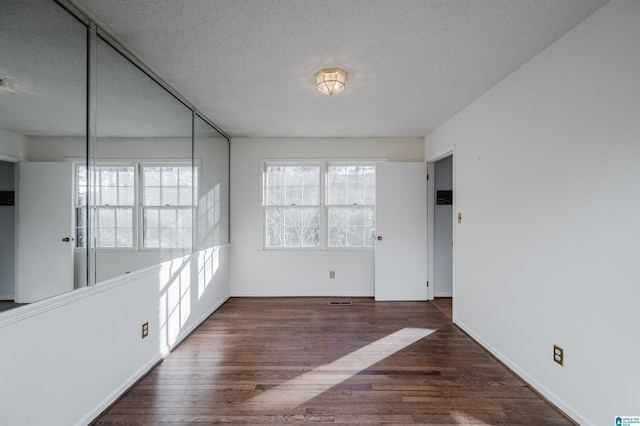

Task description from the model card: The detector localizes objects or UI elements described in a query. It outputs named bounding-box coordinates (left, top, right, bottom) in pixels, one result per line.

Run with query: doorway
left=0, top=160, right=16, bottom=304
left=428, top=152, right=454, bottom=319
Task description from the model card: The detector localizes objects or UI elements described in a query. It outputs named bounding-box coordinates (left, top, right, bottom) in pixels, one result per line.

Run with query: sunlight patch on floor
left=247, top=327, right=436, bottom=410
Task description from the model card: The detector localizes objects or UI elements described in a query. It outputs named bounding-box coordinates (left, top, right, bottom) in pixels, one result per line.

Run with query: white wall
left=29, top=136, right=229, bottom=286
left=0, top=128, right=28, bottom=161
left=425, top=1, right=640, bottom=424
left=230, top=138, right=424, bottom=296
left=0, top=245, right=230, bottom=426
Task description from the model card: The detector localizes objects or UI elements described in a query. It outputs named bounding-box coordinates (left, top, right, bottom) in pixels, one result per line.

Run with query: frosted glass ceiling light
left=315, top=68, right=347, bottom=96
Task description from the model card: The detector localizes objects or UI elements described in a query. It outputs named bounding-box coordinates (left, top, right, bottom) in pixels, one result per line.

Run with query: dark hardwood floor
left=93, top=297, right=574, bottom=425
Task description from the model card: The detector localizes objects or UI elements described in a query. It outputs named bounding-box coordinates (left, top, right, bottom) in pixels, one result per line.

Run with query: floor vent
left=328, top=301, right=353, bottom=305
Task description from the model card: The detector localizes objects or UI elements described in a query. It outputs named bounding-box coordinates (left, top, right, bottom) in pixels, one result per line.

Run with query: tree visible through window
left=76, top=164, right=135, bottom=248
left=264, top=165, right=321, bottom=248
left=142, top=165, right=194, bottom=249
left=327, top=164, right=376, bottom=248
left=74, top=161, right=195, bottom=250
left=262, top=161, right=377, bottom=249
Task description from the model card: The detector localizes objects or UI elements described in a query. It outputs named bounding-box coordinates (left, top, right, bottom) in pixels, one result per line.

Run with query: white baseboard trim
left=0, top=294, right=14, bottom=300
left=454, top=318, right=588, bottom=426
left=76, top=353, right=162, bottom=426
left=78, top=294, right=230, bottom=426
left=230, top=292, right=374, bottom=297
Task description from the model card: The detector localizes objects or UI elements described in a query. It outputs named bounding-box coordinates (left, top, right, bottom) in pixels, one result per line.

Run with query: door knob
left=62, top=237, right=74, bottom=242
left=377, top=236, right=382, bottom=241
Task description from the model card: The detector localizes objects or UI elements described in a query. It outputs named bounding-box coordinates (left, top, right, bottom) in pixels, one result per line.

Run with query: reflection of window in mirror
left=0, top=0, right=87, bottom=310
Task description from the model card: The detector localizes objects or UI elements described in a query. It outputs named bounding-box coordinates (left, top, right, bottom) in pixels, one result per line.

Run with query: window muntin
left=327, top=164, right=376, bottom=248
left=75, top=162, right=196, bottom=250
left=75, top=164, right=135, bottom=248
left=264, top=165, right=321, bottom=248
left=262, top=162, right=377, bottom=250
left=141, top=164, right=194, bottom=249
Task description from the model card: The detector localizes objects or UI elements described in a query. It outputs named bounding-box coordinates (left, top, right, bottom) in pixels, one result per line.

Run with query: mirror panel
left=0, top=0, right=230, bottom=314
left=194, top=115, right=230, bottom=249
left=84, top=35, right=194, bottom=285
left=0, top=0, right=87, bottom=307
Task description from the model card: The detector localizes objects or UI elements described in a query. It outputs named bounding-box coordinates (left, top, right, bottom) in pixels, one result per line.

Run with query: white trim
left=455, top=318, right=586, bottom=425
left=426, top=145, right=455, bottom=303
left=75, top=293, right=230, bottom=426
left=0, top=154, right=23, bottom=163
left=0, top=243, right=231, bottom=328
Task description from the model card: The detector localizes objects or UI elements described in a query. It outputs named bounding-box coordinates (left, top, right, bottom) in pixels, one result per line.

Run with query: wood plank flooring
left=92, top=298, right=574, bottom=425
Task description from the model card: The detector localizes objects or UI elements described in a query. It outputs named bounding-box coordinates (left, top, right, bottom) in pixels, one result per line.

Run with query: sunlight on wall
left=247, top=327, right=436, bottom=410
left=158, top=255, right=192, bottom=351
left=198, top=246, right=219, bottom=299
left=198, top=183, right=221, bottom=247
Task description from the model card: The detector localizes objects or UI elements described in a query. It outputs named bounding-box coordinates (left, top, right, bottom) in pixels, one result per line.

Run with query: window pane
left=160, top=209, right=177, bottom=227
left=266, top=187, right=285, bottom=205
left=162, top=187, right=179, bottom=206
left=101, top=168, right=117, bottom=186
left=286, top=186, right=303, bottom=205
left=145, top=208, right=159, bottom=227
left=145, top=228, right=159, bottom=248
left=161, top=167, right=178, bottom=186
left=177, top=209, right=192, bottom=227
left=98, top=208, right=115, bottom=227
left=145, top=167, right=161, bottom=186
left=178, top=187, right=192, bottom=206
left=99, top=227, right=115, bottom=247
left=178, top=167, right=192, bottom=185
left=160, top=228, right=176, bottom=247
left=119, top=186, right=134, bottom=205
left=116, top=208, right=132, bottom=227
left=145, top=187, right=161, bottom=206
left=116, top=228, right=133, bottom=247
left=119, top=168, right=134, bottom=186
left=101, top=186, right=118, bottom=205
left=303, top=185, right=320, bottom=205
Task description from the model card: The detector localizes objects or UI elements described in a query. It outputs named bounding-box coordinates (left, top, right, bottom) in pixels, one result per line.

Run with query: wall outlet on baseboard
left=329, top=270, right=335, bottom=279
left=141, top=322, right=149, bottom=339
left=553, top=345, right=564, bottom=366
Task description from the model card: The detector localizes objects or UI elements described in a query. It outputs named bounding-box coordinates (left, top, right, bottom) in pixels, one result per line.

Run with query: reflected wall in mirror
left=0, top=0, right=231, bottom=315
left=73, top=35, right=195, bottom=286
left=0, top=0, right=87, bottom=309
left=195, top=115, right=230, bottom=249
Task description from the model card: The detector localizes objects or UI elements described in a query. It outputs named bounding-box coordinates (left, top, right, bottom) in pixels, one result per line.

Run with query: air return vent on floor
left=328, top=301, right=353, bottom=305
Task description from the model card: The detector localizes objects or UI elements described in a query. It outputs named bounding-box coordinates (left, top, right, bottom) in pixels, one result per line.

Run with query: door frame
left=427, top=147, right=456, bottom=307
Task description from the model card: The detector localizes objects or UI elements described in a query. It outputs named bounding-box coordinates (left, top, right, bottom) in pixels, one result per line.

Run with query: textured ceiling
left=5, top=0, right=610, bottom=139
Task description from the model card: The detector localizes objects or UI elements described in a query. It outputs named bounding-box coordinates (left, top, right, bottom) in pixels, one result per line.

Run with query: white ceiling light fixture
left=315, top=68, right=347, bottom=96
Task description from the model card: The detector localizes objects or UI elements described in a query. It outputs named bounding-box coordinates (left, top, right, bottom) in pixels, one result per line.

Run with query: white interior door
left=375, top=162, right=427, bottom=301
left=16, top=162, right=74, bottom=303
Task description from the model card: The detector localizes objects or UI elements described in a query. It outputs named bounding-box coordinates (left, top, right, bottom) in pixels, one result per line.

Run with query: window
left=141, top=165, right=194, bottom=249
left=262, top=161, right=377, bottom=249
left=76, top=164, right=135, bottom=248
left=264, top=164, right=321, bottom=248
left=327, top=164, right=376, bottom=248
left=75, top=161, right=195, bottom=250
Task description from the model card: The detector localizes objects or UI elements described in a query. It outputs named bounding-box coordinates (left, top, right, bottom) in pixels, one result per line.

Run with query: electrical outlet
left=553, top=345, right=564, bottom=366
left=141, top=322, right=149, bottom=339
left=329, top=270, right=335, bottom=279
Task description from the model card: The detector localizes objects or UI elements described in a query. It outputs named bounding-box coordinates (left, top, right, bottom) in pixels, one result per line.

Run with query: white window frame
left=73, top=161, right=138, bottom=251
left=261, top=159, right=385, bottom=251
left=139, top=161, right=197, bottom=251
left=73, top=159, right=199, bottom=253
left=262, top=161, right=323, bottom=250
left=325, top=162, right=377, bottom=249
